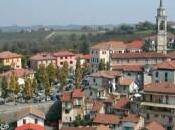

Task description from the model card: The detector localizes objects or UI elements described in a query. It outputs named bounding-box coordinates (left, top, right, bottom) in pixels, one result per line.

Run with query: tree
left=9, top=72, right=20, bottom=102
left=57, top=62, right=69, bottom=90
left=75, top=58, right=82, bottom=88
left=44, top=76, right=51, bottom=100
left=32, top=78, right=38, bottom=95
left=82, top=62, right=90, bottom=77
left=62, top=61, right=69, bottom=78
left=24, top=78, right=33, bottom=101
left=1, top=76, right=9, bottom=101
left=35, top=64, right=47, bottom=84
left=46, top=63, right=57, bottom=85
left=35, top=64, right=48, bottom=90
left=98, top=59, right=106, bottom=71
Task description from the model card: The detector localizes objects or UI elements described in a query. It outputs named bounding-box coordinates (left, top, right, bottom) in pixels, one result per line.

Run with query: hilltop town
left=1, top=0, right=175, bottom=130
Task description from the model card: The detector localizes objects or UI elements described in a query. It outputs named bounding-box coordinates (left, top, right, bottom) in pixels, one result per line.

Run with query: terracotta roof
left=53, top=51, right=75, bottom=57
left=72, top=89, right=84, bottom=98
left=146, top=121, right=165, bottom=130
left=92, top=101, right=104, bottom=112
left=91, top=41, right=126, bottom=50
left=89, top=71, right=121, bottom=79
left=0, top=51, right=21, bottom=59
left=167, top=52, right=175, bottom=60
left=76, top=54, right=92, bottom=60
left=61, top=127, right=96, bottom=130
left=111, top=64, right=143, bottom=72
left=30, top=53, right=56, bottom=61
left=126, top=40, right=144, bottom=49
left=15, top=123, right=45, bottom=130
left=82, top=54, right=92, bottom=60
left=121, top=113, right=140, bottom=123
left=144, top=82, right=175, bottom=94
left=93, top=114, right=120, bottom=125
left=154, top=60, right=175, bottom=70
left=16, top=107, right=45, bottom=119
left=113, top=98, right=130, bottom=110
left=96, top=125, right=110, bottom=130
left=119, top=78, right=134, bottom=86
left=111, top=52, right=168, bottom=59
left=61, top=92, right=72, bottom=102
left=0, top=69, right=34, bottom=78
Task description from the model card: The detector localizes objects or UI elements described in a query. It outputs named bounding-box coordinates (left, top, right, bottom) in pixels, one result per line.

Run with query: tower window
left=160, top=21, right=165, bottom=30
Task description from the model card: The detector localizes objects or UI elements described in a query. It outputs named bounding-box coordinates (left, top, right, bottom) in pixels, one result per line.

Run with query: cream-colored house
left=141, top=82, right=175, bottom=130
left=110, top=52, right=168, bottom=66
left=90, top=40, right=143, bottom=72
left=61, top=89, right=85, bottom=124
left=87, top=71, right=121, bottom=97
left=0, top=51, right=22, bottom=69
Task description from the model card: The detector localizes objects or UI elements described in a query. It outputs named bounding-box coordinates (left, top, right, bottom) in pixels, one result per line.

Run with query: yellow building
left=0, top=51, right=22, bottom=69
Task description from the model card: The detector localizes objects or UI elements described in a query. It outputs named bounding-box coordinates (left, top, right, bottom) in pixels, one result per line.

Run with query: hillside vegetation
left=0, top=21, right=169, bottom=56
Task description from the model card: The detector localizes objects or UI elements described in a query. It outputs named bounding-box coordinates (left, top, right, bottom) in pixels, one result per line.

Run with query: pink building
left=30, top=51, right=77, bottom=72
left=53, top=51, right=77, bottom=72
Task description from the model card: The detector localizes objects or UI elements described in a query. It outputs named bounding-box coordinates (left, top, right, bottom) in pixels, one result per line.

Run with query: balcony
left=141, top=102, right=175, bottom=109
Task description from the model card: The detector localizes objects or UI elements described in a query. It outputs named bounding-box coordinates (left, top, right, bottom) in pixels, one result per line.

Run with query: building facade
left=141, top=83, right=175, bottom=130
left=90, top=40, right=143, bottom=72
left=30, top=53, right=57, bottom=70
left=0, top=51, right=22, bottom=69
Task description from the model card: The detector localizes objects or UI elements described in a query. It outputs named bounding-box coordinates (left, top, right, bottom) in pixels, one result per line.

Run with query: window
left=70, top=61, right=73, bottom=64
left=65, top=57, right=67, bottom=59
left=165, top=72, right=168, bottom=82
left=60, top=57, right=63, bottom=59
left=35, top=119, right=38, bottom=124
left=93, top=78, right=96, bottom=83
left=65, top=109, right=70, bottom=114
left=127, top=73, right=131, bottom=76
left=155, top=72, right=159, bottom=78
left=23, top=119, right=26, bottom=124
left=60, top=62, right=63, bottom=65
left=146, top=114, right=150, bottom=120
left=96, top=58, right=99, bottom=63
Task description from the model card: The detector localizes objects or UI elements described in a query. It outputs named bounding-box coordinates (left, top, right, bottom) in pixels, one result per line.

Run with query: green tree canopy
left=1, top=76, right=9, bottom=99
left=75, top=58, right=82, bottom=88
left=24, top=78, right=33, bottom=100
left=9, top=72, right=20, bottom=95
left=46, top=63, right=57, bottom=85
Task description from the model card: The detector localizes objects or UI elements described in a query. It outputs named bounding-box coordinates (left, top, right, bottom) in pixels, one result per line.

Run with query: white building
left=15, top=107, right=45, bottom=130
left=90, top=40, right=143, bottom=72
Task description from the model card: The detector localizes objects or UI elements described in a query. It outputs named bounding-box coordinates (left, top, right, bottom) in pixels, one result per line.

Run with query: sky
left=0, top=0, right=174, bottom=26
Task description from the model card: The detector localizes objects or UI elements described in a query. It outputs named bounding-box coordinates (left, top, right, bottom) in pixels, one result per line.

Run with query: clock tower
left=156, top=0, right=167, bottom=54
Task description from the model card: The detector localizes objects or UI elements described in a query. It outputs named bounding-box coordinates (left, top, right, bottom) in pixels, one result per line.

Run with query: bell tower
left=156, top=0, right=167, bottom=54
